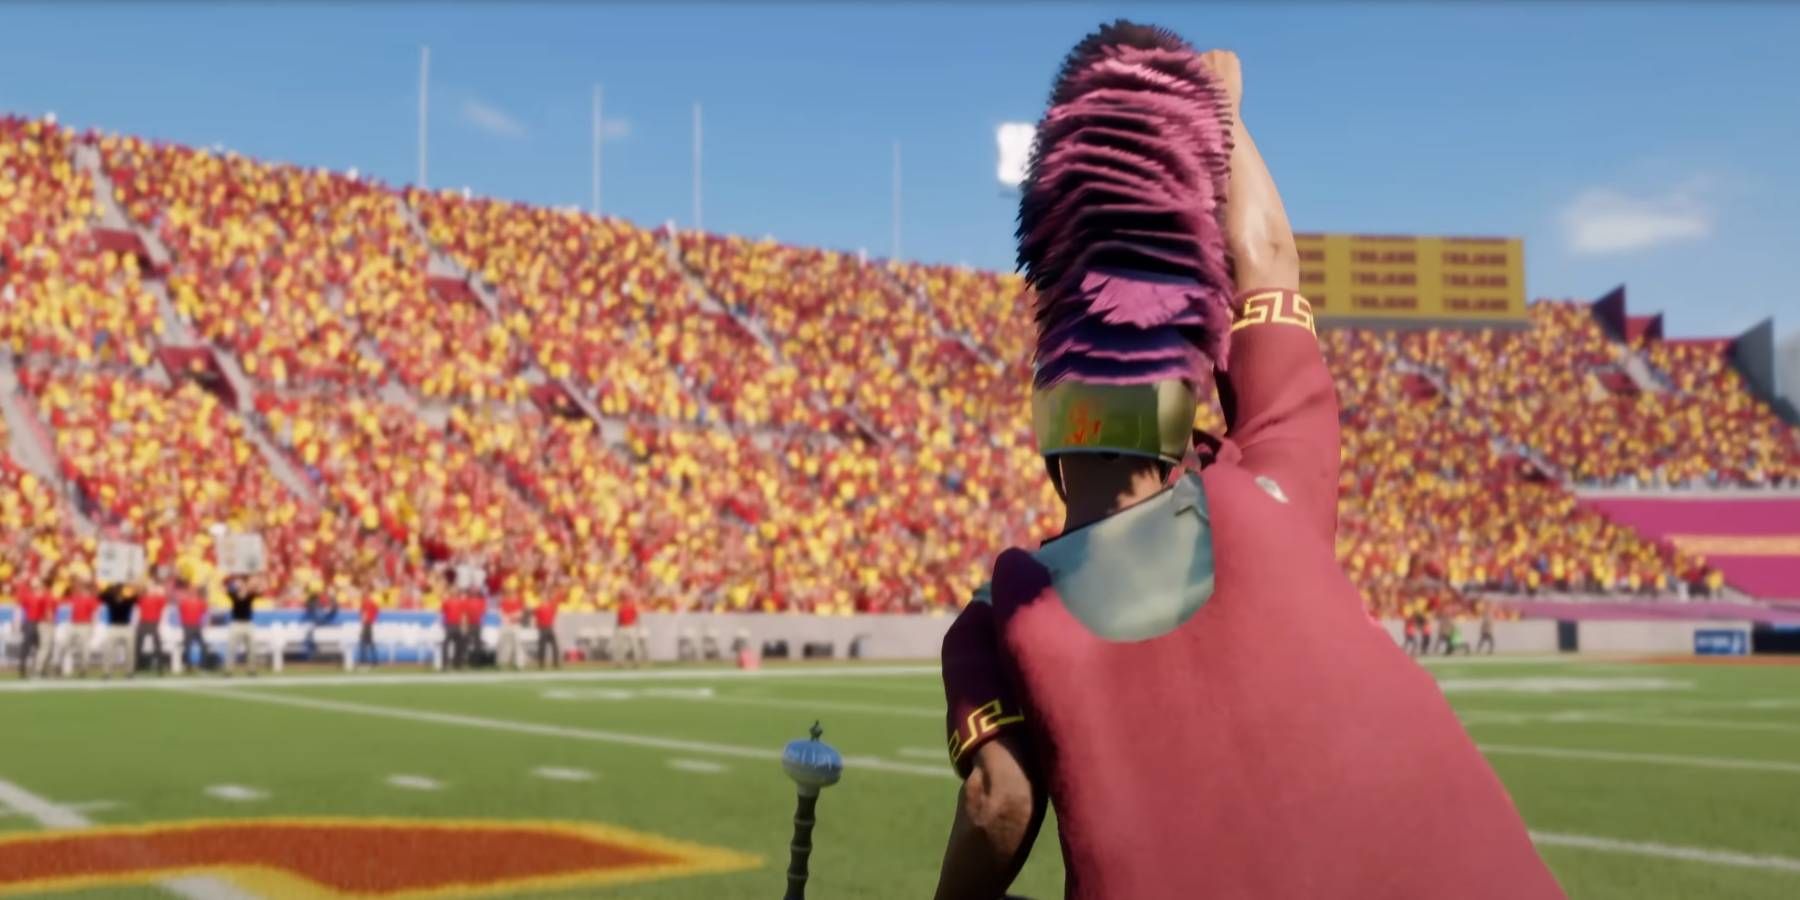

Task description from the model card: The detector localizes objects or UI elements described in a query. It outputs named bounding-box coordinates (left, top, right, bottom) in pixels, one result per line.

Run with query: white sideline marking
left=204, top=784, right=266, bottom=802
left=0, top=778, right=255, bottom=899
left=386, top=774, right=443, bottom=791
left=531, top=766, right=595, bottom=782
left=1479, top=743, right=1800, bottom=776
left=898, top=747, right=948, bottom=760
left=668, top=758, right=727, bottom=774
left=0, top=664, right=938, bottom=693
left=542, top=686, right=719, bottom=701
left=188, top=688, right=954, bottom=779
left=1530, top=831, right=1800, bottom=874
left=544, top=686, right=940, bottom=719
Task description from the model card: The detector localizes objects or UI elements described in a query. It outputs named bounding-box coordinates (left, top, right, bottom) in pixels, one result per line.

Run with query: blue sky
left=2, top=2, right=1795, bottom=339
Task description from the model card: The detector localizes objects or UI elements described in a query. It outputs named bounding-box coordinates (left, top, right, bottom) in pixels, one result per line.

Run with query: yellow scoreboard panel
left=1295, top=234, right=1525, bottom=322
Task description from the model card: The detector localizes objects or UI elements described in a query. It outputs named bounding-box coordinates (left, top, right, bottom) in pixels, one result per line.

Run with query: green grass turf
left=0, top=657, right=1796, bottom=899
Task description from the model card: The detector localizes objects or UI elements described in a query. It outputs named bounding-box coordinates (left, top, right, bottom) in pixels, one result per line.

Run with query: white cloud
left=461, top=98, right=527, bottom=140
left=996, top=121, right=1036, bottom=188
left=601, top=117, right=632, bottom=142
left=1559, top=176, right=1715, bottom=255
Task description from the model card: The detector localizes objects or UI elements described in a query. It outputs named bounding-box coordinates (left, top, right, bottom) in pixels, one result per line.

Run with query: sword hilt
left=784, top=792, right=819, bottom=900
left=780, top=721, right=842, bottom=900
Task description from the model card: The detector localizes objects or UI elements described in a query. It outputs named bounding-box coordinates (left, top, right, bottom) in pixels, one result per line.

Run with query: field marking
left=385, top=774, right=443, bottom=791
left=667, top=759, right=728, bottom=775
left=0, top=800, right=120, bottom=820
left=1479, top=743, right=1800, bottom=776
left=1530, top=830, right=1800, bottom=874
left=0, top=778, right=89, bottom=829
left=1463, top=709, right=1800, bottom=735
left=0, top=664, right=939, bottom=693
left=203, top=785, right=267, bottom=802
left=1436, top=676, right=1692, bottom=694
left=0, top=779, right=257, bottom=899
left=898, top=747, right=949, bottom=760
left=186, top=687, right=954, bottom=779
left=543, top=686, right=941, bottom=720
left=541, top=687, right=718, bottom=701
left=531, top=766, right=595, bottom=782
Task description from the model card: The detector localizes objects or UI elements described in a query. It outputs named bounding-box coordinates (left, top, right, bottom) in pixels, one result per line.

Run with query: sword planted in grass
left=780, top=721, right=842, bottom=900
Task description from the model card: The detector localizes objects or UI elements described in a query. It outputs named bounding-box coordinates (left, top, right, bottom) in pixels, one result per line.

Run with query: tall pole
left=891, top=140, right=902, bottom=261
left=692, top=101, right=703, bottom=232
left=417, top=46, right=430, bottom=188
left=591, top=84, right=603, bottom=217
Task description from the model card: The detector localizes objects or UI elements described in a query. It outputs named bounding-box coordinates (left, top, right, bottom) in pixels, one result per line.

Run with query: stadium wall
left=1575, top=620, right=1753, bottom=655
left=1731, top=319, right=1800, bottom=425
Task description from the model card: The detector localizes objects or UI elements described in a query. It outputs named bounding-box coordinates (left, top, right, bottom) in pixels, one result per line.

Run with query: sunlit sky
left=3, top=2, right=1795, bottom=339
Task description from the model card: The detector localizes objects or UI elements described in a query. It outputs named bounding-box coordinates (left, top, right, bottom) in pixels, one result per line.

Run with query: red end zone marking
left=0, top=818, right=759, bottom=897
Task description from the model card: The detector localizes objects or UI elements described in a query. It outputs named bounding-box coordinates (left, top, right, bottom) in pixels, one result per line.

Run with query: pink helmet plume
left=1016, top=21, right=1235, bottom=389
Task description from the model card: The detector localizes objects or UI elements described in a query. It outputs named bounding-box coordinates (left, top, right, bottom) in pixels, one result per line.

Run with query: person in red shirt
left=612, top=596, right=645, bottom=668
left=935, top=32, right=1559, bottom=900
left=497, top=588, right=526, bottom=671
left=64, top=577, right=100, bottom=678
left=356, top=586, right=381, bottom=670
left=135, top=573, right=170, bottom=675
left=175, top=578, right=210, bottom=674
left=14, top=579, right=52, bottom=679
left=533, top=589, right=560, bottom=669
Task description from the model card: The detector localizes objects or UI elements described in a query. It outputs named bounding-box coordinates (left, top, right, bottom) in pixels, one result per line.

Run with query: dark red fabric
left=177, top=594, right=208, bottom=628
left=942, top=292, right=1561, bottom=899
left=533, top=601, right=557, bottom=628
left=617, top=600, right=639, bottom=628
left=137, top=593, right=168, bottom=624
left=18, top=590, right=50, bottom=623
left=499, top=596, right=523, bottom=622
left=360, top=597, right=379, bottom=624
left=69, top=594, right=100, bottom=625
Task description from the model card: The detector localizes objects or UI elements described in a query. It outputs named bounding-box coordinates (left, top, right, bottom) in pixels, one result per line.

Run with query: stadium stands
left=3, top=114, right=1796, bottom=618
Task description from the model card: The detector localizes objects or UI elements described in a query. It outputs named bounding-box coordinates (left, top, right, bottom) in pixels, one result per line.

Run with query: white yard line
left=1530, top=831, right=1800, bottom=874
left=1479, top=743, right=1800, bottom=776
left=897, top=747, right=949, bottom=760
left=0, top=778, right=89, bottom=828
left=531, top=766, right=595, bottom=782
left=1464, top=710, right=1800, bottom=735
left=385, top=774, right=443, bottom=791
left=186, top=687, right=954, bottom=779
left=0, top=665, right=938, bottom=693
left=0, top=778, right=256, bottom=899
left=203, top=785, right=267, bottom=802
left=668, top=758, right=728, bottom=774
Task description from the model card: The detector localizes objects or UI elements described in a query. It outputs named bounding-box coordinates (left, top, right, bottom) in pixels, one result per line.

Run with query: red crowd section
left=4, top=115, right=1797, bottom=617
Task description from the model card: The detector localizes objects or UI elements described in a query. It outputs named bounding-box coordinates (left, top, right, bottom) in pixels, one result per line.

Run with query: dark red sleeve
left=941, top=598, right=1026, bottom=779
left=1217, top=288, right=1340, bottom=540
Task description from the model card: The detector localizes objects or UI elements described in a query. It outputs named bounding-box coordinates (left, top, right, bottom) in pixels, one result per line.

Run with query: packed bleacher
left=4, top=114, right=1796, bottom=619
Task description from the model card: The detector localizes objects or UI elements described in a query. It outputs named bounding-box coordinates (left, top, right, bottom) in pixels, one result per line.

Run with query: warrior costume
left=940, top=22, right=1564, bottom=900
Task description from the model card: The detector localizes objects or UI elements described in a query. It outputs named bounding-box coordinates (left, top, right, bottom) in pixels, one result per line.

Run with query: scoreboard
left=1295, top=234, right=1525, bottom=322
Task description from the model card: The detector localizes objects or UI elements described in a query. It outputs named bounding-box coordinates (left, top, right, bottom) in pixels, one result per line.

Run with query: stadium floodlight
left=996, top=121, right=1036, bottom=190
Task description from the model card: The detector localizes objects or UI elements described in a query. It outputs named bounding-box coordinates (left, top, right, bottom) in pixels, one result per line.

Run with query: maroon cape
left=943, top=290, right=1563, bottom=899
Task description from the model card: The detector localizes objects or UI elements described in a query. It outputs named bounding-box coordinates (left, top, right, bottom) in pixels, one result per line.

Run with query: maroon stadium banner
left=1580, top=496, right=1800, bottom=601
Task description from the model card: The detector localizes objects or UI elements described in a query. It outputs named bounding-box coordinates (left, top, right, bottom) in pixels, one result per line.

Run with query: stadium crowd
left=2, top=116, right=1794, bottom=636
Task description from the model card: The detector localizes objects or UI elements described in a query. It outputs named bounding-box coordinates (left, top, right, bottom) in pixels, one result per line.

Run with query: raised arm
left=1203, top=51, right=1340, bottom=539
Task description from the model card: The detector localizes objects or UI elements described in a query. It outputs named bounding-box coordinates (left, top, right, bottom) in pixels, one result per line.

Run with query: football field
left=1, top=656, right=1796, bottom=899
